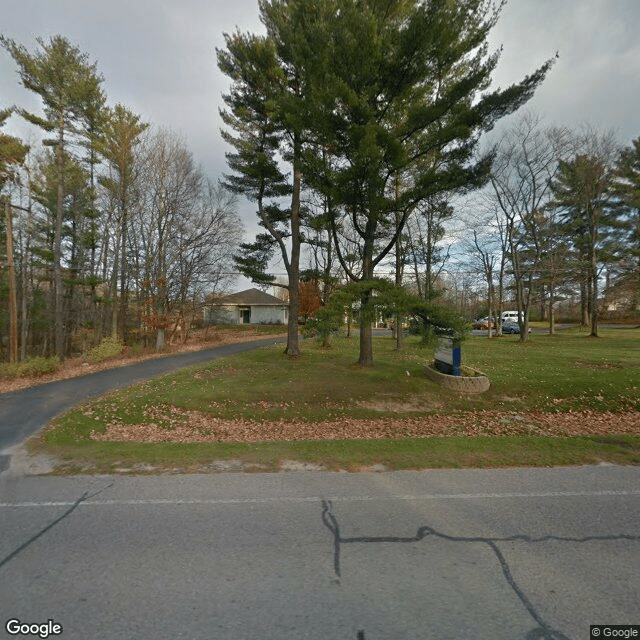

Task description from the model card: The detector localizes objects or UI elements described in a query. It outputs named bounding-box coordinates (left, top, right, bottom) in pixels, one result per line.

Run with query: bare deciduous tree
left=489, top=112, right=571, bottom=341
left=129, top=130, right=242, bottom=349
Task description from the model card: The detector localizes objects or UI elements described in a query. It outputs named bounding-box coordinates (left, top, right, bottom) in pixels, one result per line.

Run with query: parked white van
left=501, top=310, right=523, bottom=323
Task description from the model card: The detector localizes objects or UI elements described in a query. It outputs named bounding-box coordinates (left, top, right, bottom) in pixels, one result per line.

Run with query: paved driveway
left=0, top=338, right=285, bottom=472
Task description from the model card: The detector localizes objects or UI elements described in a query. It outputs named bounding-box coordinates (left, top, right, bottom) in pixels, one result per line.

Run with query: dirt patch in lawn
left=357, top=395, right=445, bottom=412
left=89, top=409, right=640, bottom=443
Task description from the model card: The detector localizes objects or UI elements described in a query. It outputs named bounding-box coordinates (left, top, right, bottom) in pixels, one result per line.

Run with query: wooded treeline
left=466, top=115, right=639, bottom=339
left=3, top=3, right=638, bottom=367
left=0, top=36, right=243, bottom=363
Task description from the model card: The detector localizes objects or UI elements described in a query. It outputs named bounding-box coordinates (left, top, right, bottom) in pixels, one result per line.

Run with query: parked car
left=502, top=321, right=521, bottom=334
left=472, top=317, right=496, bottom=330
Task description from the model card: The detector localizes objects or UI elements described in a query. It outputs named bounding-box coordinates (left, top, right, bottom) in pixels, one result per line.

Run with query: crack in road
left=321, top=499, right=640, bottom=640
left=0, top=482, right=114, bottom=570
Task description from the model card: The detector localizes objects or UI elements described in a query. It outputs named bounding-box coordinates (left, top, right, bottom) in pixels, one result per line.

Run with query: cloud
left=488, top=0, right=640, bottom=142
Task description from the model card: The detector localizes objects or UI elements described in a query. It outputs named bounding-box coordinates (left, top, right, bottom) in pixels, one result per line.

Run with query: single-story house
left=204, top=288, right=289, bottom=325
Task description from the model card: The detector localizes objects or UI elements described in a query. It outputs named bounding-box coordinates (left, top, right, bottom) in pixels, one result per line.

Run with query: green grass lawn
left=35, top=327, right=640, bottom=473
left=463, top=326, right=639, bottom=412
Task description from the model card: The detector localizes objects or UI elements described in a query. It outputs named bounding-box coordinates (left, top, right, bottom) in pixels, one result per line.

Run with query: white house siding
left=205, top=304, right=286, bottom=325
left=205, top=305, right=237, bottom=324
left=248, top=305, right=287, bottom=324
left=205, top=288, right=289, bottom=325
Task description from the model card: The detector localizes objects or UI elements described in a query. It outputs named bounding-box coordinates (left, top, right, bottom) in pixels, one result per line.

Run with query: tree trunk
left=580, top=280, right=589, bottom=326
left=5, top=201, right=18, bottom=363
left=548, top=283, right=555, bottom=335
left=20, top=200, right=33, bottom=361
left=590, top=241, right=599, bottom=337
left=20, top=254, right=28, bottom=361
left=54, top=122, right=65, bottom=360
left=496, top=257, right=505, bottom=337
left=118, top=188, right=128, bottom=342
left=110, top=225, right=121, bottom=336
left=394, top=202, right=404, bottom=351
left=409, top=224, right=422, bottom=299
left=285, top=137, right=302, bottom=357
left=487, top=280, right=494, bottom=339
left=358, top=314, right=374, bottom=366
left=516, top=280, right=529, bottom=343
left=357, top=230, right=375, bottom=366
left=394, top=312, right=403, bottom=351
left=118, top=242, right=127, bottom=342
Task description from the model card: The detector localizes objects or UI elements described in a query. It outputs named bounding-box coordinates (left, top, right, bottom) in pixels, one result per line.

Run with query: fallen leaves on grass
left=89, top=409, right=640, bottom=444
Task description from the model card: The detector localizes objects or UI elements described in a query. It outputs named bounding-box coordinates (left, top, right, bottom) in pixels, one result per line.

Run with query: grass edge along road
left=32, top=327, right=640, bottom=474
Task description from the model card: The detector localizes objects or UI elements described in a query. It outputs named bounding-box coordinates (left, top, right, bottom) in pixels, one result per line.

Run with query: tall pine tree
left=549, top=149, right=621, bottom=336
left=301, top=0, right=555, bottom=364
left=219, top=0, right=555, bottom=364
left=613, top=137, right=640, bottom=311
left=98, top=104, right=148, bottom=338
left=1, top=107, right=29, bottom=363
left=1, top=35, right=105, bottom=359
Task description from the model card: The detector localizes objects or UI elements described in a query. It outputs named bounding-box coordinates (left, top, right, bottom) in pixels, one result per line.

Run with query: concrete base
left=425, top=363, right=490, bottom=394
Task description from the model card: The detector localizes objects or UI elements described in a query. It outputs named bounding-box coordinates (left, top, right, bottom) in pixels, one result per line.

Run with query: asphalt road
left=0, top=338, right=285, bottom=472
left=1, top=466, right=639, bottom=640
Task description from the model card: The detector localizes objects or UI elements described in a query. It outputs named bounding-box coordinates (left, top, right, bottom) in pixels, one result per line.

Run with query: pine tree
left=1, top=35, right=105, bottom=358
left=613, top=137, right=640, bottom=311
left=300, top=0, right=555, bottom=364
left=549, top=150, right=621, bottom=336
left=217, top=9, right=306, bottom=356
left=98, top=104, right=148, bottom=338
left=1, top=108, right=29, bottom=363
left=219, top=0, right=554, bottom=365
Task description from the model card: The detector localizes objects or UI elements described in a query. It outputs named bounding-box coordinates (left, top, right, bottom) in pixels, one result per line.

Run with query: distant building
left=204, top=288, right=289, bottom=325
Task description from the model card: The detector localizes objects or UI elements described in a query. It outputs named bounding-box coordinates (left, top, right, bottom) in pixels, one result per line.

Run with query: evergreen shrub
left=0, top=356, right=61, bottom=378
left=86, top=335, right=124, bottom=363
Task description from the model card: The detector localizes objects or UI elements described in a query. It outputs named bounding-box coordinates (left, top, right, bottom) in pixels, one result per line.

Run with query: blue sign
left=434, top=337, right=462, bottom=376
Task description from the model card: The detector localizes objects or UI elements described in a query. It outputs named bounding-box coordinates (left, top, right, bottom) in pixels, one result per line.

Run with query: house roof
left=217, top=288, right=288, bottom=306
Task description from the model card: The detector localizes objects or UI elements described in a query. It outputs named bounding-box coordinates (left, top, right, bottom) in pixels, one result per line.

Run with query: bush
left=86, top=335, right=124, bottom=363
left=130, top=342, right=144, bottom=356
left=0, top=356, right=61, bottom=379
left=408, top=301, right=471, bottom=345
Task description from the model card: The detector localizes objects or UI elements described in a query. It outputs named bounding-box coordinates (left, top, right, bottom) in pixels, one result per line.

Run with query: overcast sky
left=2, top=0, right=640, bottom=283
